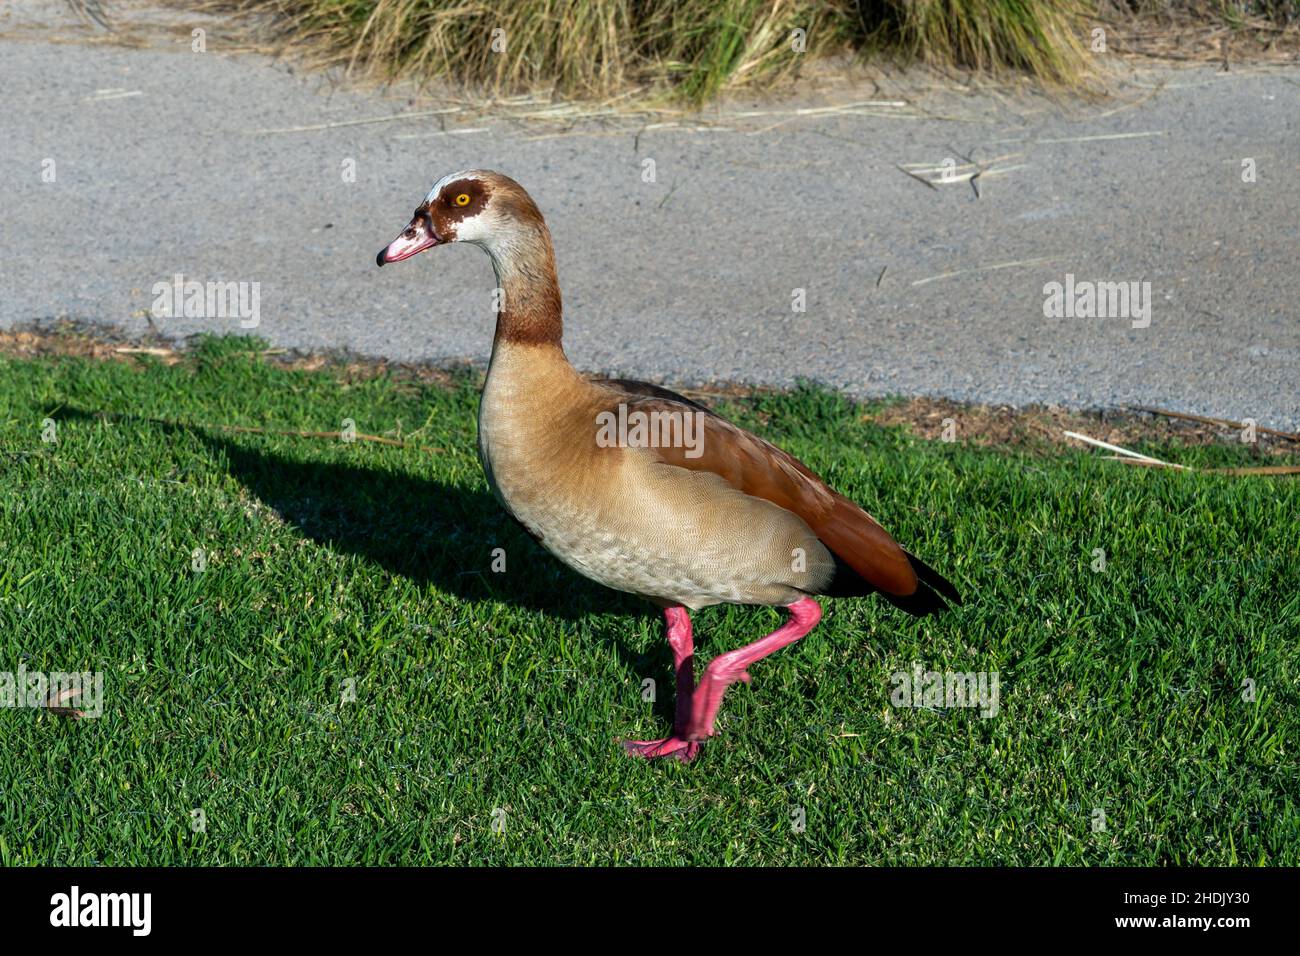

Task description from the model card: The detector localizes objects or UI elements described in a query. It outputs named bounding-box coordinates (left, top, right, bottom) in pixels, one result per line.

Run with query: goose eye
left=454, top=193, right=471, bottom=207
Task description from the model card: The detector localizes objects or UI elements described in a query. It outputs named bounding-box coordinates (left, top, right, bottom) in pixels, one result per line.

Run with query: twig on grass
left=1066, top=430, right=1300, bottom=476
left=1064, top=430, right=1181, bottom=466
left=1107, top=458, right=1300, bottom=476
left=1123, top=405, right=1300, bottom=444
left=45, top=685, right=86, bottom=719
left=85, top=410, right=444, bottom=453
left=114, top=347, right=175, bottom=357
left=211, top=422, right=444, bottom=452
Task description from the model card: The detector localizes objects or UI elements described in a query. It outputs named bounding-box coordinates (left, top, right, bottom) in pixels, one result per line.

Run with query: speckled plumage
left=477, top=343, right=835, bottom=609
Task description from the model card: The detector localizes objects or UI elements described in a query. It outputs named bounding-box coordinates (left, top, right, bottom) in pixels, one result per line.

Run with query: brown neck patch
left=491, top=187, right=564, bottom=349
left=495, top=279, right=563, bottom=347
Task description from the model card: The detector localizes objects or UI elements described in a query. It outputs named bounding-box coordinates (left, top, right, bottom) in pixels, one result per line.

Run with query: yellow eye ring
left=455, top=193, right=471, bottom=207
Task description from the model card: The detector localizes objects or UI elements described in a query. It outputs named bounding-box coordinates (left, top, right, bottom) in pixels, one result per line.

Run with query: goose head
left=376, top=169, right=563, bottom=347
left=375, top=169, right=546, bottom=268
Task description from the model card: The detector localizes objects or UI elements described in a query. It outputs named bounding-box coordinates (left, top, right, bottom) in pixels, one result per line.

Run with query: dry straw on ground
left=194, top=0, right=1102, bottom=105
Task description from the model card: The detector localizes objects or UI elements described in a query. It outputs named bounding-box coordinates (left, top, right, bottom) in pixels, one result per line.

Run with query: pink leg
left=684, top=597, right=821, bottom=742
left=623, top=606, right=701, bottom=762
left=624, top=598, right=823, bottom=762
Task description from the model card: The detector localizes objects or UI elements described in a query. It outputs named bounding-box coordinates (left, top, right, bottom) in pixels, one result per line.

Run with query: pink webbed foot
left=624, top=606, right=701, bottom=762
left=622, top=736, right=701, bottom=763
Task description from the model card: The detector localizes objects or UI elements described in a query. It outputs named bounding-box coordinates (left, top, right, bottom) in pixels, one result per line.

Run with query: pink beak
left=376, top=214, right=440, bottom=266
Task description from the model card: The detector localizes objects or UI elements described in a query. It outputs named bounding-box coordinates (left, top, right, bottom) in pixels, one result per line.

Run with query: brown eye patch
left=440, top=179, right=490, bottom=223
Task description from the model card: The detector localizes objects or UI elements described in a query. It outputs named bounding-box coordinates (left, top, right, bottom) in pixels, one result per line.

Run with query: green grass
left=209, top=0, right=1094, bottom=104
left=864, top=0, right=1091, bottom=82
left=211, top=0, right=855, bottom=104
left=2, top=334, right=1297, bottom=865
left=195, top=1, right=1300, bottom=104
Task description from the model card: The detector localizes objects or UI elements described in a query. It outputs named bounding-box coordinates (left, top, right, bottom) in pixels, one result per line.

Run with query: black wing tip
left=821, top=551, right=962, bottom=617
left=878, top=553, right=961, bottom=618
left=883, top=581, right=950, bottom=617
left=904, top=550, right=962, bottom=607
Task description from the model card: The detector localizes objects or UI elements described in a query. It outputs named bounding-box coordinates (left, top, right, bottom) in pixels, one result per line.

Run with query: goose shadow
left=54, top=407, right=680, bottom=726
left=202, top=432, right=684, bottom=726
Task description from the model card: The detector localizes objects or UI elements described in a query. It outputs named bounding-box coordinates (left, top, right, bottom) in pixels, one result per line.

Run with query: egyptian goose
left=377, top=170, right=960, bottom=762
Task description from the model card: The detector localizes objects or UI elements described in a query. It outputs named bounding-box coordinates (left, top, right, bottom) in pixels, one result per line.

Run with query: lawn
left=1, top=334, right=1296, bottom=865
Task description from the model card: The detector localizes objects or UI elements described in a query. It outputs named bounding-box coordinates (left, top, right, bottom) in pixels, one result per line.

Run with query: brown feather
left=455, top=174, right=959, bottom=614
left=599, top=380, right=938, bottom=602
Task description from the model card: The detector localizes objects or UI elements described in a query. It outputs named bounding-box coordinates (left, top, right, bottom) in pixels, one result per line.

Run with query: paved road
left=3, top=5, right=1298, bottom=426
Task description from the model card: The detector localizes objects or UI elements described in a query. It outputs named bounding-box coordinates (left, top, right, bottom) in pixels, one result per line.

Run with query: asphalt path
left=3, top=4, right=1297, bottom=426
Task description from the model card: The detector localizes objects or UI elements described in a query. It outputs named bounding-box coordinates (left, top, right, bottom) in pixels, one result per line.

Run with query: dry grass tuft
left=201, top=0, right=1100, bottom=103
left=204, top=0, right=854, bottom=104
left=861, top=0, right=1095, bottom=86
